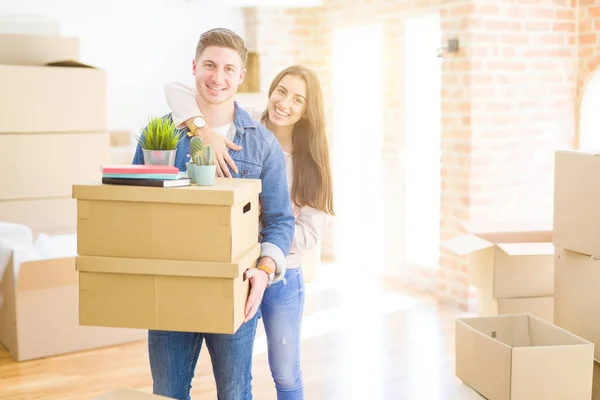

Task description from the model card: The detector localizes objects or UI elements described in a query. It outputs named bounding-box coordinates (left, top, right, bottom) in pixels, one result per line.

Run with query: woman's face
left=267, top=74, right=307, bottom=128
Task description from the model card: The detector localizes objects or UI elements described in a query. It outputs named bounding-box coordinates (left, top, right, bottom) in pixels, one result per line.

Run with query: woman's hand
left=195, top=127, right=242, bottom=177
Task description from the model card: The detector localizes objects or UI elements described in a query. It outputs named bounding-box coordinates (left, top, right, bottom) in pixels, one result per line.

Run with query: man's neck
left=266, top=120, right=293, bottom=153
left=195, top=91, right=235, bottom=128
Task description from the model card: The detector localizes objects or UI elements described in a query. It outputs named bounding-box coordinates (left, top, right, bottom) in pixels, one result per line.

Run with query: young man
left=132, top=28, right=295, bottom=400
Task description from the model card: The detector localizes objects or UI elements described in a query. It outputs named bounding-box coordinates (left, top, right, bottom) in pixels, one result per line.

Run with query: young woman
left=164, top=65, right=334, bottom=399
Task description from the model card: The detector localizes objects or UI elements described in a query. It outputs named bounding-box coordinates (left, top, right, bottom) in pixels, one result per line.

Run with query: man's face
left=193, top=45, right=246, bottom=106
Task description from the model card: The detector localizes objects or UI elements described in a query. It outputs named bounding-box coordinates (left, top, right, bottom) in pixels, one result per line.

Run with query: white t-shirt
left=212, top=123, right=235, bottom=142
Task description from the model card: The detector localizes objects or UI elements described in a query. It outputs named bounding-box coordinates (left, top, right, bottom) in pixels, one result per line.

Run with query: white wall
left=0, top=0, right=245, bottom=136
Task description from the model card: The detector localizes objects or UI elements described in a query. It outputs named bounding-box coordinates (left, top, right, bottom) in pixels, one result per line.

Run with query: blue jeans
left=261, top=267, right=305, bottom=399
left=148, top=311, right=260, bottom=400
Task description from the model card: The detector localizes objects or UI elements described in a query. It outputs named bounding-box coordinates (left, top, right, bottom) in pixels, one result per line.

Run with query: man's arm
left=257, top=138, right=296, bottom=283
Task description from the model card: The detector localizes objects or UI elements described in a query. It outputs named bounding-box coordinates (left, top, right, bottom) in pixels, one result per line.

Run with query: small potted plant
left=135, top=116, right=183, bottom=166
left=189, top=136, right=216, bottom=186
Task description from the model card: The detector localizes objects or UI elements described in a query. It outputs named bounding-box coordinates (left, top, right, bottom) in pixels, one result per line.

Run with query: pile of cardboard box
left=442, top=220, right=555, bottom=322
left=0, top=33, right=146, bottom=361
left=72, top=177, right=262, bottom=334
left=452, top=149, right=600, bottom=398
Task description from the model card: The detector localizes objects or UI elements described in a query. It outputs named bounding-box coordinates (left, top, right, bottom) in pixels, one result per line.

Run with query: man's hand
left=195, top=127, right=242, bottom=178
left=243, top=267, right=269, bottom=322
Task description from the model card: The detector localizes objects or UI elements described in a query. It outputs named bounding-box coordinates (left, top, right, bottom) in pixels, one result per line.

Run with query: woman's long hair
left=263, top=65, right=334, bottom=216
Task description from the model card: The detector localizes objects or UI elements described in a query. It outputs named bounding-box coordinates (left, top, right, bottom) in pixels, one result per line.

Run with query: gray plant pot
left=192, top=165, right=217, bottom=186
left=142, top=149, right=176, bottom=166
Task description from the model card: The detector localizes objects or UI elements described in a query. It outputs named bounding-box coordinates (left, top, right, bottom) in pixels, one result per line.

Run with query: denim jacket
left=132, top=102, right=295, bottom=282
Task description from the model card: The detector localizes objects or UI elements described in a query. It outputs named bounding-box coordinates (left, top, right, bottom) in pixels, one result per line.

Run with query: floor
left=0, top=263, right=485, bottom=400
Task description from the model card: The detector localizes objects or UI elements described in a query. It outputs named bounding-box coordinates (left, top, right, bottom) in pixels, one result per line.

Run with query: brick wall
left=578, top=0, right=600, bottom=116
left=249, top=0, right=580, bottom=308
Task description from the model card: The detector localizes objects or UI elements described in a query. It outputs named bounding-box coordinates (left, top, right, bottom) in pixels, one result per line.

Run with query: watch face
left=194, top=117, right=206, bottom=128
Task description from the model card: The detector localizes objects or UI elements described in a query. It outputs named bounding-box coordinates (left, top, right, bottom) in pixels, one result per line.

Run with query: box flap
left=17, top=257, right=77, bottom=291
left=463, top=220, right=553, bottom=243
left=495, top=242, right=555, bottom=256
left=72, top=178, right=261, bottom=206
left=76, top=243, right=260, bottom=278
left=46, top=60, right=96, bottom=69
left=441, top=234, right=493, bottom=255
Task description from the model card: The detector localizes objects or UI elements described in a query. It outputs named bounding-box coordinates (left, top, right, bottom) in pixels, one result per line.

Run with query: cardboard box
left=554, top=247, right=600, bottom=361
left=554, top=150, right=600, bottom=257
left=0, top=255, right=146, bottom=362
left=72, top=179, right=261, bottom=263
left=456, top=314, right=594, bottom=399
left=92, top=388, right=171, bottom=399
left=0, top=132, right=110, bottom=200
left=0, top=198, right=77, bottom=236
left=0, top=62, right=106, bottom=133
left=442, top=222, right=554, bottom=316
left=0, top=34, right=79, bottom=66
left=109, top=130, right=132, bottom=147
left=76, top=243, right=260, bottom=334
left=497, top=296, right=554, bottom=323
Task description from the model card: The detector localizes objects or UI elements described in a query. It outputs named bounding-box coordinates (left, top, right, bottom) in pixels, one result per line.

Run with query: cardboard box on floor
left=73, top=179, right=261, bottom=263
left=0, top=198, right=77, bottom=236
left=456, top=313, right=594, bottom=399
left=554, top=150, right=600, bottom=257
left=441, top=221, right=554, bottom=316
left=0, top=255, right=146, bottom=362
left=72, top=179, right=262, bottom=334
left=0, top=34, right=79, bottom=66
left=554, top=247, right=600, bottom=361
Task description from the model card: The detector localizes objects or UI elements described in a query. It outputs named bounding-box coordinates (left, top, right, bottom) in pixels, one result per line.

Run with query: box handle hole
left=243, top=202, right=251, bottom=214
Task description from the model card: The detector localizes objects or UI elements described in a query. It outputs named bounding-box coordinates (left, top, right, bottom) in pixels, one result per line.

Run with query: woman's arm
left=164, top=82, right=202, bottom=128
left=290, top=204, right=329, bottom=255
left=164, top=82, right=241, bottom=177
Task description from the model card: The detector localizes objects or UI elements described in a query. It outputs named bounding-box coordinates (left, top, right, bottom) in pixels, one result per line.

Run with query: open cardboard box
left=456, top=313, right=594, bottom=399
left=442, top=221, right=554, bottom=316
left=0, top=251, right=146, bottom=362
left=0, top=34, right=79, bottom=66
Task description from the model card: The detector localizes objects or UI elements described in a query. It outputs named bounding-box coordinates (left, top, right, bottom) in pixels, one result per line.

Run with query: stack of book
left=100, top=165, right=191, bottom=187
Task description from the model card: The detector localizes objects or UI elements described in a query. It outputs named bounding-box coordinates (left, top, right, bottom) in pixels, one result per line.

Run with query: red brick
left=580, top=33, right=598, bottom=45
left=529, top=8, right=556, bottom=18
left=594, top=20, right=600, bottom=31
left=580, top=20, right=592, bottom=32
left=526, top=21, right=551, bottom=31
left=591, top=6, right=600, bottom=18
left=485, top=20, right=522, bottom=31
left=501, top=34, right=529, bottom=45
left=553, top=22, right=575, bottom=32
left=556, top=9, right=575, bottom=20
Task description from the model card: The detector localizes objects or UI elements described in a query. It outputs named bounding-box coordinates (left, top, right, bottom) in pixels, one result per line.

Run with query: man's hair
left=195, top=28, right=248, bottom=67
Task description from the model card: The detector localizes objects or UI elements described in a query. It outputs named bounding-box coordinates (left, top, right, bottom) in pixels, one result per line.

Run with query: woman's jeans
left=147, top=267, right=305, bottom=400
left=261, top=267, right=306, bottom=400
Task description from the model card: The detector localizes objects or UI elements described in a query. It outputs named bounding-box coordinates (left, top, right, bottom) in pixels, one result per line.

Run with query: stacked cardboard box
left=0, top=34, right=146, bottom=361
left=553, top=150, right=600, bottom=363
left=442, top=221, right=555, bottom=321
left=72, top=178, right=262, bottom=334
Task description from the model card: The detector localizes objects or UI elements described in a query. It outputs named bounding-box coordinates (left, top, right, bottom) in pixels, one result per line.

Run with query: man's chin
left=200, top=91, right=233, bottom=105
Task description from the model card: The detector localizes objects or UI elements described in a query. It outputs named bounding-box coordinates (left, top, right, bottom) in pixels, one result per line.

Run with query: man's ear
left=192, top=59, right=197, bottom=75
left=238, top=68, right=247, bottom=85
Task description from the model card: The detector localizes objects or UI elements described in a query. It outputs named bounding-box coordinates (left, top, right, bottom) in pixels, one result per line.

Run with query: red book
left=101, top=164, right=179, bottom=175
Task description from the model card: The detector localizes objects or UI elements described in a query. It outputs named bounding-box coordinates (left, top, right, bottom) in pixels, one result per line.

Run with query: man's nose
left=213, top=68, right=224, bottom=84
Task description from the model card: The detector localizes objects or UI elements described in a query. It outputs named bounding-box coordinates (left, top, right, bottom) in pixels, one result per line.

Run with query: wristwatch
left=187, top=116, right=207, bottom=137
left=256, top=265, right=275, bottom=287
